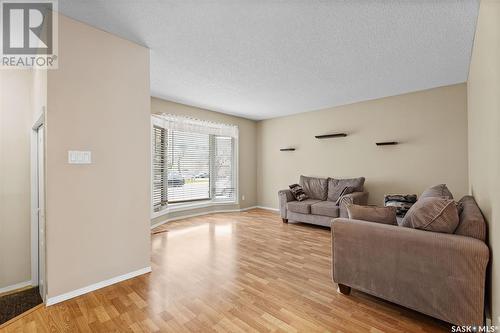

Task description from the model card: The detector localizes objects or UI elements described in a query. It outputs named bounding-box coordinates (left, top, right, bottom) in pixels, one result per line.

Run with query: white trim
left=152, top=200, right=238, bottom=219
left=255, top=206, right=280, bottom=212
left=0, top=281, right=32, bottom=294
left=46, top=267, right=152, bottom=306
left=153, top=114, right=239, bottom=138
left=30, top=111, right=45, bottom=290
left=234, top=134, right=240, bottom=207
left=150, top=205, right=277, bottom=229
left=32, top=110, right=44, bottom=130
left=30, top=126, right=39, bottom=287
left=240, top=205, right=278, bottom=212
left=240, top=205, right=258, bottom=211
left=151, top=209, right=242, bottom=229
left=150, top=117, right=157, bottom=218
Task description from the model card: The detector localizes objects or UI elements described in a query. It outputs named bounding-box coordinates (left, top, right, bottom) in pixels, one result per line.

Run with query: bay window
left=152, top=114, right=238, bottom=214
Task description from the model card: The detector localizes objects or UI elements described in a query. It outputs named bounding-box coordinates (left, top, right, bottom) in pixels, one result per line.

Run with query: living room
left=0, top=0, right=498, bottom=332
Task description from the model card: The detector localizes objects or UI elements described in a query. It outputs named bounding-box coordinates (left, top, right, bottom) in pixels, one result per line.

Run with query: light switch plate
left=68, top=151, right=92, bottom=164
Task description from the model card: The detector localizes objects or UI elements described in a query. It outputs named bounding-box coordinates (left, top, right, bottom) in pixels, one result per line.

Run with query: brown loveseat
left=278, top=175, right=368, bottom=227
left=331, top=190, right=489, bottom=326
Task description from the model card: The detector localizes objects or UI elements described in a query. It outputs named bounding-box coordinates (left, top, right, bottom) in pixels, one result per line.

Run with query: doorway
left=0, top=70, right=46, bottom=325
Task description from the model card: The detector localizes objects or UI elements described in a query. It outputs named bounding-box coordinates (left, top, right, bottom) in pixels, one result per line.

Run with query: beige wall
left=32, top=69, right=47, bottom=123
left=45, top=15, right=151, bottom=299
left=257, top=84, right=469, bottom=208
left=150, top=98, right=258, bottom=225
left=0, top=70, right=34, bottom=289
left=467, top=0, right=500, bottom=324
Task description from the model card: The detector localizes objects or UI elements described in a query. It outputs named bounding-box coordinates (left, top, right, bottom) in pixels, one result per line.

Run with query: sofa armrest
left=338, top=191, right=368, bottom=217
left=278, top=189, right=295, bottom=218
left=331, top=218, right=489, bottom=325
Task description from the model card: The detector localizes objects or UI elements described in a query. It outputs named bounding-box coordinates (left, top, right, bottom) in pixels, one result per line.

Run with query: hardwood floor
left=2, top=209, right=449, bottom=332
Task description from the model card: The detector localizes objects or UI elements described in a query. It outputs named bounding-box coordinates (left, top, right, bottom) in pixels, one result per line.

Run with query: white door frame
left=30, top=110, right=45, bottom=301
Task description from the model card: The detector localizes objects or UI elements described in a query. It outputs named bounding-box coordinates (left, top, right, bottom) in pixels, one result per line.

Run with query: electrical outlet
left=241, top=195, right=245, bottom=201
left=68, top=150, right=92, bottom=164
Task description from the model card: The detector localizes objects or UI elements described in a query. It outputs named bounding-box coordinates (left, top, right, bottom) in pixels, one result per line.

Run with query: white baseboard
left=255, top=206, right=280, bottom=212
left=151, top=208, right=242, bottom=229
left=150, top=205, right=278, bottom=229
left=0, top=280, right=32, bottom=294
left=46, top=266, right=151, bottom=306
left=239, top=205, right=258, bottom=211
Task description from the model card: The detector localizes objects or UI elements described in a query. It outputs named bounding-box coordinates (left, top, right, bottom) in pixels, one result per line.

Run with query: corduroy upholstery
left=346, top=204, right=397, bottom=225
left=401, top=197, right=459, bottom=233
left=331, top=197, right=489, bottom=326
left=455, top=195, right=487, bottom=241
left=420, top=183, right=454, bottom=199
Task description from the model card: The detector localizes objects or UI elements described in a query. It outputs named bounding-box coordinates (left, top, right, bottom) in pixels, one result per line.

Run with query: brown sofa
left=278, top=175, right=368, bottom=227
left=331, top=192, right=489, bottom=326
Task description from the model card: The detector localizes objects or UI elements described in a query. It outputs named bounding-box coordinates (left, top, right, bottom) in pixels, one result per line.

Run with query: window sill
left=151, top=199, right=238, bottom=219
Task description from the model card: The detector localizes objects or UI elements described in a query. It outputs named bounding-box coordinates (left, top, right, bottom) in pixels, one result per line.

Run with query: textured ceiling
left=58, top=0, right=479, bottom=120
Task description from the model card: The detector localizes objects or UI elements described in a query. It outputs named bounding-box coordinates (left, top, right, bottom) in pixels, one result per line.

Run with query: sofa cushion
left=346, top=204, right=397, bottom=225
left=454, top=196, right=486, bottom=241
left=420, top=184, right=454, bottom=200
left=401, top=197, right=459, bottom=233
left=287, top=199, right=321, bottom=214
left=327, top=177, right=365, bottom=202
left=311, top=201, right=339, bottom=217
left=300, top=175, right=328, bottom=200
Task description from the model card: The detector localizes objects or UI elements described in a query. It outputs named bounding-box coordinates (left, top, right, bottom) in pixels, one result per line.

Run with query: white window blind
left=213, top=136, right=235, bottom=201
left=152, top=126, right=168, bottom=212
left=167, top=130, right=210, bottom=203
left=152, top=115, right=238, bottom=212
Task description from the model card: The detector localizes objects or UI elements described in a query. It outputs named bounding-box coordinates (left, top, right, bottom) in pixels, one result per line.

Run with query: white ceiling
left=59, top=0, right=479, bottom=120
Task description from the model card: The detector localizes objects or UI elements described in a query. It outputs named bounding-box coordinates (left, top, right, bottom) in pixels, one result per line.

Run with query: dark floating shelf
left=315, top=133, right=347, bottom=139
left=280, top=148, right=296, bottom=151
left=376, top=141, right=398, bottom=146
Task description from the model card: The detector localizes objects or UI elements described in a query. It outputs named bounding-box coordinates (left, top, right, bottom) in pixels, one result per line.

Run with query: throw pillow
left=289, top=184, right=308, bottom=202
left=334, top=186, right=355, bottom=205
left=454, top=196, right=486, bottom=241
left=346, top=204, right=397, bottom=225
left=327, top=177, right=365, bottom=202
left=401, top=197, right=459, bottom=233
left=420, top=184, right=454, bottom=200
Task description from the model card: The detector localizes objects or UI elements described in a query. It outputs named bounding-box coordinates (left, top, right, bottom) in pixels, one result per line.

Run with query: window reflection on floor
left=214, top=224, right=232, bottom=236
